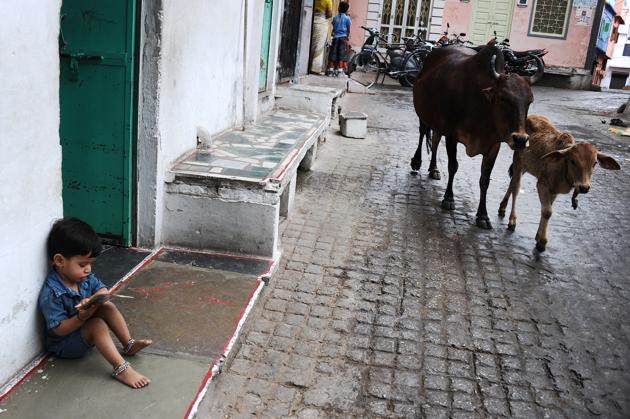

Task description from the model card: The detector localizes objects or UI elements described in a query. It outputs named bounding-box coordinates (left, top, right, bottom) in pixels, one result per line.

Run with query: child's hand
left=75, top=301, right=99, bottom=321
left=76, top=298, right=90, bottom=310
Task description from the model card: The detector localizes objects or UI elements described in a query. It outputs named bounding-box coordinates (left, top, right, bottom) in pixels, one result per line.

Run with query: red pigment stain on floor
left=128, top=280, right=177, bottom=300
left=199, top=295, right=232, bottom=305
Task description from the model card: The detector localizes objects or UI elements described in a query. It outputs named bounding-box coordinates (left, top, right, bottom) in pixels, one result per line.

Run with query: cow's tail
left=508, top=163, right=513, bottom=178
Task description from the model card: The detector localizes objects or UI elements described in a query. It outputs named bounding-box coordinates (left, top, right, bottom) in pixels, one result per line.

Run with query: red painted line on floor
left=184, top=257, right=276, bottom=419
left=109, top=247, right=164, bottom=295
left=0, top=354, right=50, bottom=402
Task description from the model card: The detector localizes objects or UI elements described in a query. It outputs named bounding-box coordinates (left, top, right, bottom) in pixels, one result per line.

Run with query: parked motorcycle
left=481, top=31, right=547, bottom=78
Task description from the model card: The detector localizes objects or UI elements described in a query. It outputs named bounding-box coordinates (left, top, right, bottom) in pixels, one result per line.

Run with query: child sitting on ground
left=327, top=1, right=352, bottom=77
left=38, top=218, right=152, bottom=389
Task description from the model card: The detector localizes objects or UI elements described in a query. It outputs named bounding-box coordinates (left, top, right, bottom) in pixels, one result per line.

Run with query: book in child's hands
left=76, top=293, right=111, bottom=310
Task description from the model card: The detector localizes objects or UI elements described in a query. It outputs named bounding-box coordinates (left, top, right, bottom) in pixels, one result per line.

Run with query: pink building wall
left=441, top=1, right=472, bottom=37
left=442, top=1, right=596, bottom=68
left=347, top=0, right=368, bottom=48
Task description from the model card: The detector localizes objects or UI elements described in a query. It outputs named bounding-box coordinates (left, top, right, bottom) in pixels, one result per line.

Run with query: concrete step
left=164, top=109, right=329, bottom=259
left=275, top=82, right=345, bottom=121
left=0, top=248, right=273, bottom=419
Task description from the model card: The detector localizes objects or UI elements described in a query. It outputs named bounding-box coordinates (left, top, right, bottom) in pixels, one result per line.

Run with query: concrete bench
left=275, top=83, right=345, bottom=120
left=163, top=110, right=328, bottom=259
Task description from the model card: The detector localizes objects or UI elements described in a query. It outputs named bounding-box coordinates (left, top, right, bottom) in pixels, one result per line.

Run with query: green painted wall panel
left=259, top=0, right=274, bottom=91
left=59, top=0, right=136, bottom=245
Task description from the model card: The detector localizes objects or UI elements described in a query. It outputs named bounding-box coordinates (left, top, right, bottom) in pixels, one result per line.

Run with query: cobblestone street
left=200, top=87, right=630, bottom=418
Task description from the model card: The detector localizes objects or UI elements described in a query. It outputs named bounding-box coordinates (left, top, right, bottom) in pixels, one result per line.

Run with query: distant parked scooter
left=478, top=31, right=547, bottom=78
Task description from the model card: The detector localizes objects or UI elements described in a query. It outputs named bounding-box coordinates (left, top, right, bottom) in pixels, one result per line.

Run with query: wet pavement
left=201, top=86, right=630, bottom=418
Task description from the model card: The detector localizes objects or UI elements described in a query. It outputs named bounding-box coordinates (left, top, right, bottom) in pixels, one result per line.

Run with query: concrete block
left=339, top=112, right=368, bottom=139
left=280, top=171, right=297, bottom=218
left=163, top=190, right=280, bottom=258
left=299, top=141, right=318, bottom=171
left=275, top=84, right=343, bottom=118
left=347, top=79, right=373, bottom=94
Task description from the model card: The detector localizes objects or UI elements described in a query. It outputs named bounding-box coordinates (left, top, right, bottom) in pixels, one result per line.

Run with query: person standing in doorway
left=327, top=1, right=352, bottom=77
left=310, top=0, right=333, bottom=75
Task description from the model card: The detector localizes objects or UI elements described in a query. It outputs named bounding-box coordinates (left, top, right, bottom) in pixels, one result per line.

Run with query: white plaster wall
left=159, top=0, right=245, bottom=162
left=153, top=0, right=267, bottom=243
left=0, top=0, right=63, bottom=387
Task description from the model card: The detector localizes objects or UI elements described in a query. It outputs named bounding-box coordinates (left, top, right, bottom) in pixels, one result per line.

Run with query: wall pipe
left=242, top=0, right=248, bottom=130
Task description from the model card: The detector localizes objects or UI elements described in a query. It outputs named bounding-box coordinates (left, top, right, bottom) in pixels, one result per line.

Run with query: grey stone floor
left=200, top=86, right=630, bottom=418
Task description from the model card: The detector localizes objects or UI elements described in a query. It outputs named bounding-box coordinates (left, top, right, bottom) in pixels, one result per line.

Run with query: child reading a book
left=38, top=218, right=152, bottom=388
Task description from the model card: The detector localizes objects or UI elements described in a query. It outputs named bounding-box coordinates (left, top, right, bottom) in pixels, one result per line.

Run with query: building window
left=529, top=0, right=572, bottom=39
left=379, top=0, right=431, bottom=43
left=623, top=44, right=630, bottom=56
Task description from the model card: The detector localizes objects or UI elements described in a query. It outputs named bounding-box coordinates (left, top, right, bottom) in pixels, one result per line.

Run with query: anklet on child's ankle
left=112, top=361, right=130, bottom=377
left=121, top=338, right=135, bottom=354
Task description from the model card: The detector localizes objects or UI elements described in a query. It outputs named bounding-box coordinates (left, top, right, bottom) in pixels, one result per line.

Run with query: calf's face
left=542, top=142, right=621, bottom=192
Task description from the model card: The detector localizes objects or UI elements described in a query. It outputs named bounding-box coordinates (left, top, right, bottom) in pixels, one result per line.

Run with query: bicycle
left=348, top=26, right=432, bottom=88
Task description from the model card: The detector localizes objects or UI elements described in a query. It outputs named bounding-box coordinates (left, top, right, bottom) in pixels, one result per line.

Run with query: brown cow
left=413, top=46, right=543, bottom=229
left=498, top=115, right=621, bottom=251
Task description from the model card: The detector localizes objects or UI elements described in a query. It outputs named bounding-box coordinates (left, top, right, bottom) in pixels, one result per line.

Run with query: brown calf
left=498, top=115, right=620, bottom=251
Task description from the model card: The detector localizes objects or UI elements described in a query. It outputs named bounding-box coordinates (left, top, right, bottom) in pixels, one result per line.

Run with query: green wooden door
left=259, top=0, right=273, bottom=91
left=469, top=0, right=514, bottom=46
left=59, top=0, right=136, bottom=245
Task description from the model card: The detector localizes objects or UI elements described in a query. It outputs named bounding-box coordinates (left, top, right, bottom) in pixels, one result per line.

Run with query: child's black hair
left=339, top=1, right=349, bottom=13
left=47, top=218, right=102, bottom=260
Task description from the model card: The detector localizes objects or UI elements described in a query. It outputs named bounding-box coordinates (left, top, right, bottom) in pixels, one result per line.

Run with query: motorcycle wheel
left=348, top=52, right=382, bottom=87
left=399, top=51, right=426, bottom=87
left=517, top=55, right=544, bottom=77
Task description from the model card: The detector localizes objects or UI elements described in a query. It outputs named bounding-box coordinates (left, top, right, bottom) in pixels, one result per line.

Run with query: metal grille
left=418, top=0, right=430, bottom=38
left=406, top=0, right=417, bottom=27
left=394, top=0, right=404, bottom=25
left=382, top=0, right=392, bottom=25
left=530, top=0, right=571, bottom=37
left=379, top=0, right=431, bottom=42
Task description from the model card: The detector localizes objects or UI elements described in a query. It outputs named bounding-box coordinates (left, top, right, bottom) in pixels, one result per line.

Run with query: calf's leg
left=476, top=143, right=500, bottom=229
left=428, top=131, right=442, bottom=180
left=498, top=153, right=523, bottom=231
left=441, top=136, right=458, bottom=210
left=534, top=184, right=557, bottom=252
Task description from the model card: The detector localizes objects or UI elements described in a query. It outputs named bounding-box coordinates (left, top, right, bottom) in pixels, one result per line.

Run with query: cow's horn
left=529, top=55, right=544, bottom=85
left=490, top=55, right=501, bottom=80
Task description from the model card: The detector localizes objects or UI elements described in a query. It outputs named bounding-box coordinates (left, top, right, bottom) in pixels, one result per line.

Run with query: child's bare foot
left=113, top=362, right=150, bottom=389
left=122, top=338, right=153, bottom=356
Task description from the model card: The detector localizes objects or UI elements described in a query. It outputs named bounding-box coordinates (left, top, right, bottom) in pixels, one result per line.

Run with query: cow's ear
left=597, top=153, right=621, bottom=170
left=482, top=87, right=495, bottom=101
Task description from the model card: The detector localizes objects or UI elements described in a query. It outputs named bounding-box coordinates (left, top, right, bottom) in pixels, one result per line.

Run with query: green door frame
left=259, top=0, right=274, bottom=91
left=59, top=0, right=139, bottom=246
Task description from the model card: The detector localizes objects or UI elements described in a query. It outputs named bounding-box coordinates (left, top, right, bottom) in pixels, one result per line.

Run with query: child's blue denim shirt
left=38, top=269, right=107, bottom=352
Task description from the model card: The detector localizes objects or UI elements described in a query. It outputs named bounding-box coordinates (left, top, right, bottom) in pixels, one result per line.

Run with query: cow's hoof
left=498, top=207, right=506, bottom=218
left=429, top=170, right=441, bottom=180
left=476, top=217, right=493, bottom=229
left=441, top=198, right=455, bottom=210
left=536, top=241, right=547, bottom=252
left=410, top=159, right=421, bottom=171
left=507, top=223, right=516, bottom=231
